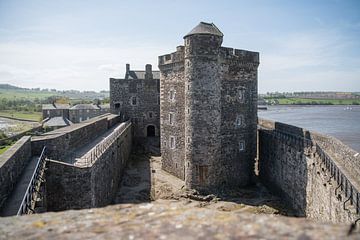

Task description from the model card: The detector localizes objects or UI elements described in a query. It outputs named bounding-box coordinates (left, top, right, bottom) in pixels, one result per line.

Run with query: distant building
left=69, top=104, right=110, bottom=123
left=42, top=116, right=73, bottom=131
left=110, top=64, right=160, bottom=141
left=42, top=103, right=70, bottom=119
left=158, top=22, right=259, bottom=191
left=42, top=103, right=110, bottom=124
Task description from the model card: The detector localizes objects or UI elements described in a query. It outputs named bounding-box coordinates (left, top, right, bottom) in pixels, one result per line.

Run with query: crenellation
left=159, top=22, right=259, bottom=192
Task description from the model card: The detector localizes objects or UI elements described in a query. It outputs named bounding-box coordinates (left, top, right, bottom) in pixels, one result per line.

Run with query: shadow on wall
left=258, top=120, right=311, bottom=216
left=112, top=153, right=152, bottom=204
left=258, top=118, right=360, bottom=223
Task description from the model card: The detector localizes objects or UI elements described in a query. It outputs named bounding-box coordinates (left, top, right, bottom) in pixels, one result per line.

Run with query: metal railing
left=17, top=146, right=47, bottom=216
left=79, top=121, right=131, bottom=166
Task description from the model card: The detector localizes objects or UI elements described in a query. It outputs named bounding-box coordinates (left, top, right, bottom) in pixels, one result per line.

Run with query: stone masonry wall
left=258, top=118, right=360, bottom=223
left=159, top=47, right=186, bottom=180
left=217, top=49, right=258, bottom=188
left=31, top=116, right=111, bottom=159
left=0, top=136, right=31, bottom=210
left=110, top=75, right=160, bottom=139
left=46, top=122, right=132, bottom=211
left=158, top=28, right=259, bottom=191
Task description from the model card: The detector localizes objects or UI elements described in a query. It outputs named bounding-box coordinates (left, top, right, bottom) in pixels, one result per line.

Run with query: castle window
left=187, top=137, right=190, bottom=143
left=239, top=140, right=245, bottom=152
left=170, top=136, right=176, bottom=149
left=163, top=141, right=167, bottom=147
left=169, top=90, right=175, bottom=101
left=187, top=108, right=190, bottom=114
left=165, top=54, right=171, bottom=61
left=114, top=103, right=120, bottom=109
left=157, top=95, right=160, bottom=105
left=130, top=96, right=138, bottom=106
left=148, top=112, right=154, bottom=119
left=169, top=113, right=174, bottom=125
left=238, top=88, right=246, bottom=102
left=236, top=115, right=244, bottom=127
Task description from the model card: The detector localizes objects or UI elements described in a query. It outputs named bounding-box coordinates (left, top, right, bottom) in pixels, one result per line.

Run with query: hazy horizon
left=0, top=0, right=359, bottom=93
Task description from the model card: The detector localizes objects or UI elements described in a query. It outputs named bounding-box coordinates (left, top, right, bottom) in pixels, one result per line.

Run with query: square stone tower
left=110, top=64, right=160, bottom=141
left=158, top=22, right=259, bottom=192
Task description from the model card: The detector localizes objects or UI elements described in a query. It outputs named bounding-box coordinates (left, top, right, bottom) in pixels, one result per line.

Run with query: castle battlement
left=159, top=22, right=259, bottom=191
left=158, top=46, right=185, bottom=67
left=219, top=47, right=259, bottom=63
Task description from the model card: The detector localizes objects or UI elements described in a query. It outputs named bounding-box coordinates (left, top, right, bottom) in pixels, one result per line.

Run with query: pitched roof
left=54, top=103, right=70, bottom=109
left=126, top=70, right=160, bottom=80
left=43, top=116, right=73, bottom=127
left=184, top=22, right=223, bottom=38
left=70, top=104, right=100, bottom=110
left=42, top=104, right=56, bottom=110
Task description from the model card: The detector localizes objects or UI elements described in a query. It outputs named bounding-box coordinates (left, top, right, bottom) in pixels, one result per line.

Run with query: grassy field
left=0, top=110, right=42, bottom=121
left=0, top=89, right=56, bottom=100
left=266, top=98, right=360, bottom=105
left=0, top=145, right=12, bottom=155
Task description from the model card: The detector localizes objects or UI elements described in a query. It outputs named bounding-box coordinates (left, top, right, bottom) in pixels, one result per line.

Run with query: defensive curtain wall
left=258, top=118, right=360, bottom=223
left=1, top=112, right=360, bottom=225
left=45, top=121, right=132, bottom=211
left=0, top=114, right=132, bottom=215
left=0, top=136, right=32, bottom=210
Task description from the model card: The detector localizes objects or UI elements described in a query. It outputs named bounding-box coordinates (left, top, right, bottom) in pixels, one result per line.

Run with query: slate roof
left=184, top=22, right=223, bottom=38
left=126, top=70, right=160, bottom=80
left=54, top=103, right=70, bottom=109
left=43, top=116, right=72, bottom=127
left=42, top=104, right=56, bottom=110
left=70, top=104, right=100, bottom=110
left=42, top=103, right=70, bottom=110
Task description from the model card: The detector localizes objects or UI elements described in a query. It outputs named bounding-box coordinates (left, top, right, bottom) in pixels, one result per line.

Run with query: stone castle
left=158, top=22, right=259, bottom=191
left=0, top=22, right=359, bottom=238
left=110, top=22, right=259, bottom=192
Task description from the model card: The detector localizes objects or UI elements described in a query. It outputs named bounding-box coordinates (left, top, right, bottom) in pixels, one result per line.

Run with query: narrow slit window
left=170, top=136, right=176, bottom=149
left=239, top=140, right=245, bottom=152
left=169, top=113, right=174, bottom=125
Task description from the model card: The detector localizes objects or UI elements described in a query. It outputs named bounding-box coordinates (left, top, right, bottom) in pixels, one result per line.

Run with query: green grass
left=0, top=110, right=42, bottom=121
left=0, top=145, right=12, bottom=155
left=266, top=97, right=360, bottom=105
left=0, top=89, right=57, bottom=100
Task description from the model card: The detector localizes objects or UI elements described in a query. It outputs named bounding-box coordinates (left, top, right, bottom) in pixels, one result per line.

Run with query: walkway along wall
left=0, top=136, right=31, bottom=210
left=45, top=121, right=132, bottom=211
left=258, top=118, right=360, bottom=223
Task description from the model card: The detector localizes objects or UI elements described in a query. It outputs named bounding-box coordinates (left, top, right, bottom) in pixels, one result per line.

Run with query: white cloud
left=0, top=42, right=166, bottom=90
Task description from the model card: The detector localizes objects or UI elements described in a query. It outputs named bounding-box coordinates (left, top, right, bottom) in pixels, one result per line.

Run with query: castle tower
left=183, top=22, right=224, bottom=190
left=159, top=22, right=259, bottom=192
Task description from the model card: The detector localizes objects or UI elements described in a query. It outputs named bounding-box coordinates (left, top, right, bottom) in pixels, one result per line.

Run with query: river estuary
left=258, top=105, right=360, bottom=152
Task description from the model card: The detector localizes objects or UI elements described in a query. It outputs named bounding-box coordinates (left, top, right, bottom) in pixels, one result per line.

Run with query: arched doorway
left=147, top=125, right=155, bottom=137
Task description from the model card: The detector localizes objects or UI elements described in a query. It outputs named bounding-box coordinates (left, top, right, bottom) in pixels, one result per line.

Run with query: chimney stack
left=145, top=64, right=153, bottom=79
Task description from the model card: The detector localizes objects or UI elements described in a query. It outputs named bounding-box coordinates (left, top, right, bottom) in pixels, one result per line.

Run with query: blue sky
left=0, top=0, right=359, bottom=92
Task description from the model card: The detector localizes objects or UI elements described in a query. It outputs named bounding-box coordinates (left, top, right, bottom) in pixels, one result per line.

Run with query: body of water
left=258, top=105, right=360, bottom=152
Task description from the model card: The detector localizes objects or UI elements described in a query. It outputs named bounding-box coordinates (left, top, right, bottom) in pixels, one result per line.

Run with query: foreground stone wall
left=0, top=201, right=358, bottom=239
left=0, top=136, right=31, bottom=210
left=46, top=122, right=132, bottom=211
left=258, top=118, right=360, bottom=223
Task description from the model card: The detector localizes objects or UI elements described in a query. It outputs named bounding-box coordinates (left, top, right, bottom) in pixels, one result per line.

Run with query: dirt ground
left=114, top=154, right=295, bottom=216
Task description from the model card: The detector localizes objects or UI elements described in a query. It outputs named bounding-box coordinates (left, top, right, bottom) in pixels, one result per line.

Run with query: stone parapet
left=0, top=136, right=31, bottom=210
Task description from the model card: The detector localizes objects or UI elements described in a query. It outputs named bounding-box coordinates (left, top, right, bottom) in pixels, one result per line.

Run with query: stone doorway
left=147, top=125, right=155, bottom=137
